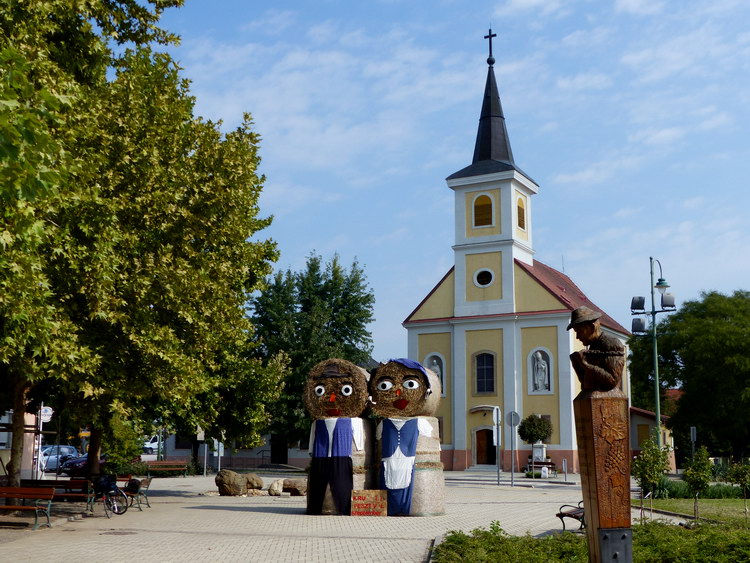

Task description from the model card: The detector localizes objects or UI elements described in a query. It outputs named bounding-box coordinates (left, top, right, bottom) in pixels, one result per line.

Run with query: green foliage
left=432, top=522, right=587, bottom=563
left=102, top=417, right=143, bottom=470
left=684, top=446, right=714, bottom=519
left=250, top=253, right=375, bottom=443
left=632, top=437, right=671, bottom=496
left=433, top=521, right=750, bottom=563
left=726, top=463, right=750, bottom=525
left=517, top=414, right=553, bottom=444
left=2, top=0, right=283, bottom=478
left=632, top=521, right=750, bottom=562
left=685, top=447, right=714, bottom=497
left=727, top=464, right=750, bottom=497
left=652, top=477, right=742, bottom=500
left=653, top=291, right=750, bottom=461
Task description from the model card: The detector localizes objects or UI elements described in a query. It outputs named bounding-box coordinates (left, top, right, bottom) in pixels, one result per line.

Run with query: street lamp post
left=631, top=257, right=675, bottom=449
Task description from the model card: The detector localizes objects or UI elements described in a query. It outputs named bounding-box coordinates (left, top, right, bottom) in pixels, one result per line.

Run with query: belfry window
left=517, top=197, right=526, bottom=230
left=473, top=195, right=493, bottom=227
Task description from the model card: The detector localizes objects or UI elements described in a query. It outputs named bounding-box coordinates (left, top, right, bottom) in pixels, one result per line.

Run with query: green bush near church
left=432, top=521, right=750, bottom=563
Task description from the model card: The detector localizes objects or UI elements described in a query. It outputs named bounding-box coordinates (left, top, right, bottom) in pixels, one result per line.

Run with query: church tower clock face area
left=402, top=29, right=631, bottom=472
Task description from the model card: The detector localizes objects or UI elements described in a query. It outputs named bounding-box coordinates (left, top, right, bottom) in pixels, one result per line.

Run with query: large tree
left=250, top=254, right=375, bottom=461
left=630, top=291, right=750, bottom=461
left=0, top=0, right=181, bottom=484
left=2, top=0, right=283, bottom=481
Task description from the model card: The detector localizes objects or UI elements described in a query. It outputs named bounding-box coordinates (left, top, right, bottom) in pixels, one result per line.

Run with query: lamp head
left=654, top=277, right=670, bottom=295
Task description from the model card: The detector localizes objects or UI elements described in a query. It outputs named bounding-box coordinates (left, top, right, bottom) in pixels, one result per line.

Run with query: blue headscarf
left=387, top=358, right=432, bottom=394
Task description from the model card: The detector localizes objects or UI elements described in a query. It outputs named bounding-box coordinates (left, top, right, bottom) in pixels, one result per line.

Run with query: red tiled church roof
left=514, top=259, right=629, bottom=335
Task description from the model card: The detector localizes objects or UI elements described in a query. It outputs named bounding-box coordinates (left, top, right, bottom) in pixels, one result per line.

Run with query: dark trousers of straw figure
left=307, top=418, right=355, bottom=515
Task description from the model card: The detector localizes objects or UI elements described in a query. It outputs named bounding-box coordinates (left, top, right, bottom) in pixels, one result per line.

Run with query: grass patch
left=635, top=498, right=749, bottom=524
left=432, top=521, right=750, bottom=562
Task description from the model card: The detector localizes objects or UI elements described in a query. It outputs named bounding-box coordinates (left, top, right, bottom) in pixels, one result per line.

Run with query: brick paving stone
left=0, top=471, right=679, bottom=562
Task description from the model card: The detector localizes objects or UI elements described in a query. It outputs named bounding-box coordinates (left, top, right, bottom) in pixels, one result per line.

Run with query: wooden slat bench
left=146, top=459, right=188, bottom=478
left=119, top=476, right=152, bottom=510
left=20, top=478, right=94, bottom=511
left=556, top=500, right=585, bottom=532
left=0, top=486, right=55, bottom=530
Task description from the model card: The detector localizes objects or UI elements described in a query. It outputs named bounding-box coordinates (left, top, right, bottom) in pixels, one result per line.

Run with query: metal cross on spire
left=484, top=28, right=497, bottom=65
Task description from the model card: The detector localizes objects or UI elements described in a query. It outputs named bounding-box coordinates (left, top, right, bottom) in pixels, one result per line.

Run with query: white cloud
left=681, top=197, right=705, bottom=210
left=561, top=26, right=615, bottom=48
left=614, top=0, right=665, bottom=15
left=554, top=154, right=643, bottom=186
left=494, top=0, right=564, bottom=17
left=556, top=72, right=613, bottom=91
left=629, top=126, right=686, bottom=147
left=240, top=10, right=296, bottom=34
left=621, top=25, right=732, bottom=83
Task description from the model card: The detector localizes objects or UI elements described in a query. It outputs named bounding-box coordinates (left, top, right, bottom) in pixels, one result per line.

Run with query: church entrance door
left=475, top=429, right=496, bottom=465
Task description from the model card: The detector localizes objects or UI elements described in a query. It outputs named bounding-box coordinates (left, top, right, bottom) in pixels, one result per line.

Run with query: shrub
left=432, top=521, right=750, bottom=562
left=632, top=437, right=670, bottom=496
left=517, top=415, right=552, bottom=444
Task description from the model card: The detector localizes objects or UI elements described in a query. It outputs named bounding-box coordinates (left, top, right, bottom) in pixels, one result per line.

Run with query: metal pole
left=650, top=257, right=663, bottom=449
left=496, top=416, right=501, bottom=486
left=510, top=424, right=515, bottom=487
left=203, top=443, right=208, bottom=477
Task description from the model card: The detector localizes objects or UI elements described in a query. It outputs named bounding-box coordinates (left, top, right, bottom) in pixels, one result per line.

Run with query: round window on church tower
left=474, top=269, right=494, bottom=287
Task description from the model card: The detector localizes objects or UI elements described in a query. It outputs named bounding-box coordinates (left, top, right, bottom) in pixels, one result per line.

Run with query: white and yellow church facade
left=403, top=47, right=629, bottom=472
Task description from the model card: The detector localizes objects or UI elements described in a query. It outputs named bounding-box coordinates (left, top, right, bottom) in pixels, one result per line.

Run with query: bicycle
left=93, top=475, right=128, bottom=518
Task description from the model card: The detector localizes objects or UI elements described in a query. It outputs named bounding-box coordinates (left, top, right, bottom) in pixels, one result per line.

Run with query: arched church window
left=473, top=194, right=493, bottom=227
left=474, top=352, right=495, bottom=394
left=517, top=197, right=526, bottom=230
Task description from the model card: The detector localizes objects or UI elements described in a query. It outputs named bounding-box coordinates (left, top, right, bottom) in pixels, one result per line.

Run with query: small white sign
left=492, top=406, right=501, bottom=425
left=40, top=406, right=53, bottom=423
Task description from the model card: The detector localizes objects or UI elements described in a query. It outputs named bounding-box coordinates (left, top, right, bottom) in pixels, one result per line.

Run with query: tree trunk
left=694, top=494, right=699, bottom=520
left=87, top=426, right=104, bottom=476
left=7, top=375, right=31, bottom=491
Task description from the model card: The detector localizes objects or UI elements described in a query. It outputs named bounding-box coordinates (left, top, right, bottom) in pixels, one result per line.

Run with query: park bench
left=0, top=486, right=55, bottom=530
left=523, top=460, right=558, bottom=477
left=20, top=478, right=94, bottom=511
left=118, top=475, right=152, bottom=510
left=556, top=500, right=585, bottom=532
left=146, top=459, right=188, bottom=478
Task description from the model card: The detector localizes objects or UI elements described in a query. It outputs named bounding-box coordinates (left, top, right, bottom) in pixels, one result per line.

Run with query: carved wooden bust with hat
left=567, top=306, right=625, bottom=392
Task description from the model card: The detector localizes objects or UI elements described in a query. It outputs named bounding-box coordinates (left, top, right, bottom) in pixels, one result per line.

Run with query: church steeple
left=472, top=61, right=514, bottom=165
left=447, top=29, right=531, bottom=182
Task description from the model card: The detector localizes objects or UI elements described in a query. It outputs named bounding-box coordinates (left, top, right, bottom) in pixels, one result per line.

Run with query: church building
left=403, top=35, right=629, bottom=472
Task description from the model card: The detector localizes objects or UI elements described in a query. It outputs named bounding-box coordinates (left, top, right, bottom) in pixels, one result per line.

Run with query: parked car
left=40, top=445, right=80, bottom=472
left=143, top=435, right=161, bottom=454
left=59, top=453, right=107, bottom=477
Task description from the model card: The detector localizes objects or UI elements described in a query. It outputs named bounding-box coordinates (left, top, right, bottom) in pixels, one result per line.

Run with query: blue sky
left=158, top=0, right=750, bottom=361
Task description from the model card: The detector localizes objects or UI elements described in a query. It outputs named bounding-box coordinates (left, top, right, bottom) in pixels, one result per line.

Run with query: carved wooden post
left=568, top=307, right=632, bottom=563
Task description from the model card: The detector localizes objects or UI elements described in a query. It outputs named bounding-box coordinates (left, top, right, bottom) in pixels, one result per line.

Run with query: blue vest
left=380, top=418, right=419, bottom=459
left=312, top=418, right=353, bottom=458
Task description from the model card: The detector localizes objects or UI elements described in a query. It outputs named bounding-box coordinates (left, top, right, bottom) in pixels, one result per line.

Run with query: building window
left=517, top=197, right=526, bottom=230
left=473, top=194, right=493, bottom=227
left=474, top=269, right=494, bottom=287
left=475, top=352, right=495, bottom=394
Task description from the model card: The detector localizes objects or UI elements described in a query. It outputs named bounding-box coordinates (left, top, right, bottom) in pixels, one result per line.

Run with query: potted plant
left=518, top=414, right=553, bottom=462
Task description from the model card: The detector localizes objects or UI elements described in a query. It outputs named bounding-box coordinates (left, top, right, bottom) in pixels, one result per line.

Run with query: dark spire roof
left=447, top=36, right=533, bottom=182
